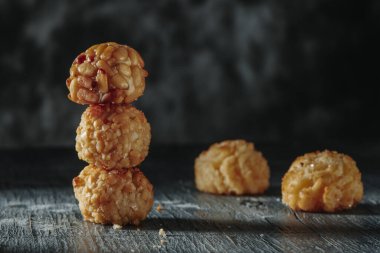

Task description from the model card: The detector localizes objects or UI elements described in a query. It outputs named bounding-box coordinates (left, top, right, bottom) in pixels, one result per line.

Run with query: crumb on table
left=156, top=204, right=164, bottom=212
left=159, top=228, right=166, bottom=238
left=113, top=224, right=122, bottom=230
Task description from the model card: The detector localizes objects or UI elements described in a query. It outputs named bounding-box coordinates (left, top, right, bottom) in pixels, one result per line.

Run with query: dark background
left=0, top=0, right=379, bottom=147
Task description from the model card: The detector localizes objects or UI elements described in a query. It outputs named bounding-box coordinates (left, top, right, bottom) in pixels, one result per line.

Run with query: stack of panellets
left=66, top=42, right=154, bottom=226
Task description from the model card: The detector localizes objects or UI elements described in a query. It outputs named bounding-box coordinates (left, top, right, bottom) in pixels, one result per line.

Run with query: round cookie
left=282, top=150, right=363, bottom=212
left=73, top=165, right=154, bottom=226
left=195, top=140, right=270, bottom=195
left=76, top=104, right=151, bottom=169
left=66, top=42, right=148, bottom=104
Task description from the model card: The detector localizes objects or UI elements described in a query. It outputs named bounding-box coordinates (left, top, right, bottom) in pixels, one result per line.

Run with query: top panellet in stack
left=66, top=42, right=147, bottom=105
left=66, top=42, right=154, bottom=226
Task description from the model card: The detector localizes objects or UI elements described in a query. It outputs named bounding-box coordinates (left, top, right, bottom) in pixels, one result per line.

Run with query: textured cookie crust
left=66, top=42, right=148, bottom=104
left=282, top=150, right=363, bottom=212
left=73, top=165, right=154, bottom=225
left=76, top=104, right=151, bottom=169
left=195, top=140, right=270, bottom=195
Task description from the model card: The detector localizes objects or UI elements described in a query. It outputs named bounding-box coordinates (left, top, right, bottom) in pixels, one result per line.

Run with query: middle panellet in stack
left=76, top=104, right=151, bottom=169
left=68, top=42, right=153, bottom=226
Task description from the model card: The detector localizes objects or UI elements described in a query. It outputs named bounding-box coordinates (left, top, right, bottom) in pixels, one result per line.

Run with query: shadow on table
left=340, top=203, right=380, bottom=215
left=291, top=203, right=380, bottom=216
left=141, top=217, right=274, bottom=234
left=139, top=217, right=380, bottom=236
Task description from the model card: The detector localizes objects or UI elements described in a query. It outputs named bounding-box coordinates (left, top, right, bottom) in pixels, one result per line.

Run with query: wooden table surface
left=1, top=143, right=379, bottom=252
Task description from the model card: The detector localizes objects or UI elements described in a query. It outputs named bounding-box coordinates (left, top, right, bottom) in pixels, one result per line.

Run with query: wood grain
left=0, top=145, right=379, bottom=252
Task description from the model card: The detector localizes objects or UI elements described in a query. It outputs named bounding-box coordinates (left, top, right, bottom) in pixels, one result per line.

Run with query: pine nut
left=96, top=60, right=115, bottom=76
left=78, top=62, right=97, bottom=77
left=113, top=47, right=129, bottom=61
left=77, top=76, right=92, bottom=89
left=94, top=44, right=107, bottom=57
left=77, top=88, right=99, bottom=103
left=117, top=63, right=131, bottom=76
left=69, top=79, right=79, bottom=100
left=128, top=48, right=139, bottom=65
left=111, top=74, right=129, bottom=89
left=132, top=66, right=142, bottom=85
left=100, top=46, right=115, bottom=61
left=96, top=70, right=108, bottom=92
left=70, top=66, right=78, bottom=76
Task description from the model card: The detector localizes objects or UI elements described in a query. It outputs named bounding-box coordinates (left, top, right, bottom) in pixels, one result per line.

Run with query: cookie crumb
left=159, top=228, right=166, bottom=238
left=113, top=224, right=122, bottom=230
left=156, top=204, right=164, bottom=212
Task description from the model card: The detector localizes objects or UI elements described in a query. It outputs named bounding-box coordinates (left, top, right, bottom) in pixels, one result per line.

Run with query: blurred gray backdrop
left=0, top=0, right=379, bottom=147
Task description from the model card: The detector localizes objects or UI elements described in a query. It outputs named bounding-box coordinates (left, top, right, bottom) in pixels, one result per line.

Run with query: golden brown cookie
left=76, top=104, right=151, bottom=169
left=195, top=140, right=270, bottom=195
left=66, top=42, right=148, bottom=104
left=73, top=165, right=154, bottom=226
left=282, top=150, right=363, bottom=212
